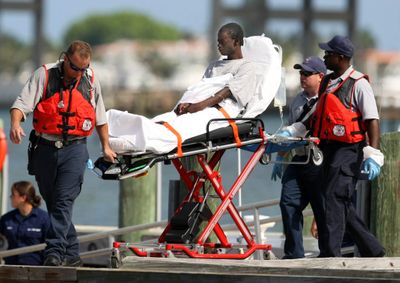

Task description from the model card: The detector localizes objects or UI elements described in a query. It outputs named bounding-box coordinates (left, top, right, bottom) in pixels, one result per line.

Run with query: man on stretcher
left=107, top=22, right=281, bottom=154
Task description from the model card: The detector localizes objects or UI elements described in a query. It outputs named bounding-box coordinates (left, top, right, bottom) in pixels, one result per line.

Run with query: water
left=1, top=108, right=399, bottom=230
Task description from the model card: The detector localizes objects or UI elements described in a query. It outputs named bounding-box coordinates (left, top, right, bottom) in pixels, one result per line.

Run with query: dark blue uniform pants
left=33, top=142, right=88, bottom=262
left=280, top=154, right=325, bottom=258
left=318, top=141, right=384, bottom=257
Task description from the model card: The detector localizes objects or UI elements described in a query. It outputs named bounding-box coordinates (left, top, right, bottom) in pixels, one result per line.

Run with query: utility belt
left=38, top=137, right=87, bottom=149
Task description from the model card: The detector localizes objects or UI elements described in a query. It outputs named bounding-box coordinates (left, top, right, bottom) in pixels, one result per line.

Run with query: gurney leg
left=196, top=150, right=262, bottom=246
left=112, top=143, right=272, bottom=259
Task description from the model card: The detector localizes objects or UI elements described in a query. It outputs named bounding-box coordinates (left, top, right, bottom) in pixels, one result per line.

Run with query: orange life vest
left=33, top=64, right=96, bottom=137
left=312, top=70, right=366, bottom=143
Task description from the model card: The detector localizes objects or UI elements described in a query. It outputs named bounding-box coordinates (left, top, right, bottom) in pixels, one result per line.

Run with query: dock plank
left=120, top=256, right=400, bottom=280
left=0, top=265, right=76, bottom=283
left=1, top=257, right=400, bottom=283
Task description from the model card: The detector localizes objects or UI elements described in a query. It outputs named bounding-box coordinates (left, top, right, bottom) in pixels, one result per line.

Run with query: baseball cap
left=293, top=56, right=326, bottom=74
left=318, top=35, right=354, bottom=58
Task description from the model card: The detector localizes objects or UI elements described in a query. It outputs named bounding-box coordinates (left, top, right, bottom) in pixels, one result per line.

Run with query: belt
left=38, top=138, right=87, bottom=149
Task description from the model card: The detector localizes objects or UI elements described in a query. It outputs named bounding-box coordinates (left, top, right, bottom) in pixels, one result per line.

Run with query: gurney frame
left=95, top=119, right=322, bottom=264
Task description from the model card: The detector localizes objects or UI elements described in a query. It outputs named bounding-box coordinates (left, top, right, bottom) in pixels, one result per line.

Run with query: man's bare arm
left=180, top=87, right=232, bottom=115
left=96, top=123, right=116, bottom=162
left=9, top=108, right=26, bottom=144
left=364, top=119, right=380, bottom=149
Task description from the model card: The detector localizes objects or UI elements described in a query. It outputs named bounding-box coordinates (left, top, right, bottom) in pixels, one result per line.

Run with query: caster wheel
left=312, top=150, right=323, bottom=166
left=110, top=256, right=121, bottom=268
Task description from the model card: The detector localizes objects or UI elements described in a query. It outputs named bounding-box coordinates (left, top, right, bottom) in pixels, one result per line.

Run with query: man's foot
left=375, top=249, right=386, bottom=257
left=43, top=255, right=62, bottom=266
left=64, top=257, right=83, bottom=267
left=281, top=255, right=304, bottom=259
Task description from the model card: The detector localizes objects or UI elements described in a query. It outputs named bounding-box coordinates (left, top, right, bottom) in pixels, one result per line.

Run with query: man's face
left=323, top=50, right=341, bottom=71
left=299, top=70, right=322, bottom=95
left=217, top=31, right=237, bottom=56
left=64, top=52, right=90, bottom=80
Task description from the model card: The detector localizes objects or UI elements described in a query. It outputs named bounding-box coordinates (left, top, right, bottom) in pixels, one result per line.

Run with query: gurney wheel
left=259, top=154, right=270, bottom=165
left=110, top=247, right=123, bottom=269
left=312, top=150, right=323, bottom=166
left=110, top=255, right=121, bottom=269
left=263, top=250, right=277, bottom=260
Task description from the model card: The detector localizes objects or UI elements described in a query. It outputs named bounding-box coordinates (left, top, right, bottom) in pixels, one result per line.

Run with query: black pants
left=280, top=155, right=325, bottom=258
left=33, top=142, right=89, bottom=262
left=318, top=141, right=384, bottom=257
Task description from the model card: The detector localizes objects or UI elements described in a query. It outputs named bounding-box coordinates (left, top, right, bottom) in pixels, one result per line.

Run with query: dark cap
left=318, top=35, right=354, bottom=58
left=293, top=56, right=326, bottom=74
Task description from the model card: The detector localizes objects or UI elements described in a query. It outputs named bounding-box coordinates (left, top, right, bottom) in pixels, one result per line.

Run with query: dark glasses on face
left=66, top=55, right=89, bottom=72
left=299, top=70, right=317, bottom=77
left=324, top=50, right=338, bottom=56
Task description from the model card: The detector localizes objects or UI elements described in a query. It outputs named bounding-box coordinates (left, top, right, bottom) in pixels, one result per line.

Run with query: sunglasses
left=66, top=55, right=89, bottom=72
left=324, top=50, right=338, bottom=56
left=299, top=70, right=318, bottom=77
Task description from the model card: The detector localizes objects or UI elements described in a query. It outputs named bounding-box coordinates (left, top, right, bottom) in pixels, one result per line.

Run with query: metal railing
left=0, top=198, right=314, bottom=262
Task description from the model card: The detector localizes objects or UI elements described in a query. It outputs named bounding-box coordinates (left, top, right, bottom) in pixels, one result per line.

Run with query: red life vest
left=312, top=70, right=366, bottom=143
left=33, top=64, right=96, bottom=137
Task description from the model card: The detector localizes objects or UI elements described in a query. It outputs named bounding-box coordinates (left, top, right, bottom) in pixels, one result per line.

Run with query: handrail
left=237, top=199, right=280, bottom=212
left=0, top=198, right=313, bottom=261
left=0, top=220, right=168, bottom=259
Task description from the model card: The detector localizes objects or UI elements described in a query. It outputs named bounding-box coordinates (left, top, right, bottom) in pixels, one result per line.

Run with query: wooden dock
left=2, top=257, right=400, bottom=283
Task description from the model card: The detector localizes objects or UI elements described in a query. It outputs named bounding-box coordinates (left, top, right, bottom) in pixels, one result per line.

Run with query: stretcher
left=93, top=118, right=323, bottom=265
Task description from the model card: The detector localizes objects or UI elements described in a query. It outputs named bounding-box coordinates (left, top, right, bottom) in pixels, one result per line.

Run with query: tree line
left=0, top=11, right=376, bottom=75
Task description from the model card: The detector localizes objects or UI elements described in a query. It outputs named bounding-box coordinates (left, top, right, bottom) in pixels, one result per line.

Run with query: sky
left=0, top=0, right=399, bottom=51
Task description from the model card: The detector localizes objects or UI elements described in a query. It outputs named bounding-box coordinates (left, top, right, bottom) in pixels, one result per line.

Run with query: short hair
left=12, top=181, right=41, bottom=208
left=219, top=22, right=244, bottom=46
left=66, top=40, right=92, bottom=59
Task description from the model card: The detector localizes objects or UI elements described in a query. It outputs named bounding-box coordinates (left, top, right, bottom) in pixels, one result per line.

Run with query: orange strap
left=217, top=107, right=242, bottom=147
left=162, top=122, right=183, bottom=157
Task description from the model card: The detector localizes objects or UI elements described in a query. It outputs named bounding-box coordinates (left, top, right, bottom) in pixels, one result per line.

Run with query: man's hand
left=175, top=103, right=191, bottom=115
left=96, top=124, right=116, bottom=163
left=103, top=145, right=116, bottom=163
left=10, top=124, right=25, bottom=144
left=361, top=145, right=384, bottom=180
left=10, top=108, right=25, bottom=144
left=361, top=158, right=381, bottom=180
left=175, top=87, right=232, bottom=116
left=310, top=218, right=318, bottom=239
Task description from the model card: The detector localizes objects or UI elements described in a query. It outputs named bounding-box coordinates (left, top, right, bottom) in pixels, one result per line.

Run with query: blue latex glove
left=276, top=129, right=291, bottom=138
left=361, top=157, right=381, bottom=180
left=86, top=159, right=94, bottom=170
left=271, top=155, right=284, bottom=181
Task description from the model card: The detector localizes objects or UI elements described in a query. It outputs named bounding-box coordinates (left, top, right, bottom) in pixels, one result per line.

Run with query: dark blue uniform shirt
left=0, top=207, right=50, bottom=265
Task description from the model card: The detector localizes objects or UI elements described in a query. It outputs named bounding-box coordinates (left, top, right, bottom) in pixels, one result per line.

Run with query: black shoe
left=282, top=255, right=303, bottom=259
left=375, top=249, right=386, bottom=257
left=64, top=257, right=83, bottom=267
left=43, top=255, right=62, bottom=266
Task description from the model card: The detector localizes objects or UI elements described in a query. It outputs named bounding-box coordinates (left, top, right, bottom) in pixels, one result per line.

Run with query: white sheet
left=178, top=73, right=233, bottom=104
left=108, top=98, right=240, bottom=153
left=107, top=35, right=282, bottom=154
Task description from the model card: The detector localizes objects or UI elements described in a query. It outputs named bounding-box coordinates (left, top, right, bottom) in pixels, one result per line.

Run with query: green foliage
left=0, top=34, right=31, bottom=73
left=63, top=11, right=183, bottom=46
